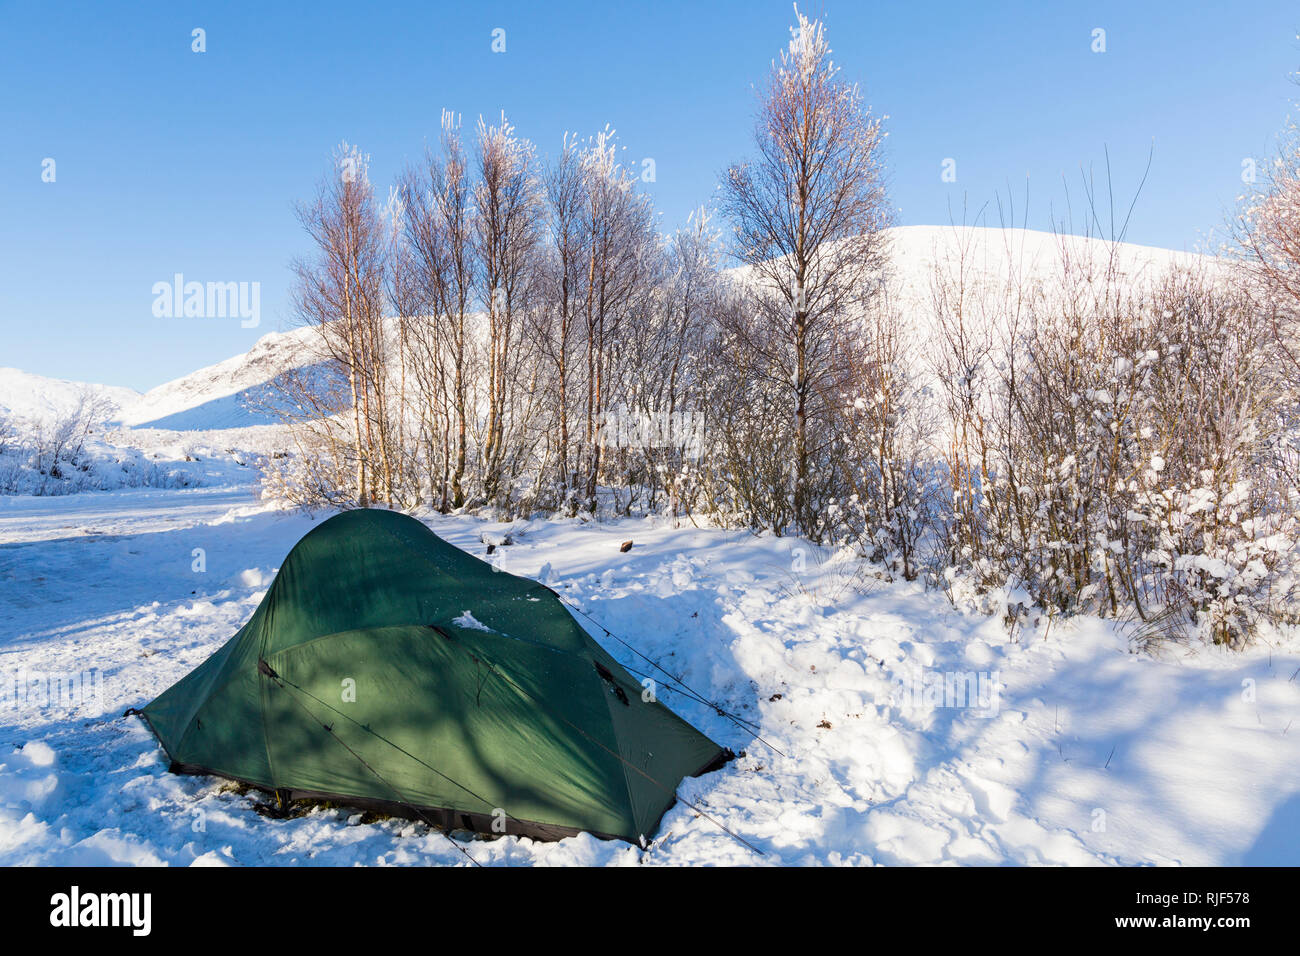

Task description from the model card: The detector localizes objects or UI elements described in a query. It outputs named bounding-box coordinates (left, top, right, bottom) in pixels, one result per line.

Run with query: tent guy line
left=552, top=590, right=788, bottom=758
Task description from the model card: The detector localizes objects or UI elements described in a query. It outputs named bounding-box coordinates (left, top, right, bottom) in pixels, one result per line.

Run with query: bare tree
left=617, top=210, right=719, bottom=517
left=535, top=136, right=587, bottom=509
left=400, top=112, right=476, bottom=509
left=574, top=130, right=659, bottom=511
left=291, top=142, right=389, bottom=507
left=474, top=114, right=544, bottom=503
left=1239, top=115, right=1300, bottom=377
left=720, top=7, right=891, bottom=535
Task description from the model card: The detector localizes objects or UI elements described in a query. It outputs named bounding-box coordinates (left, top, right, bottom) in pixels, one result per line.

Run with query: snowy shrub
left=932, top=239, right=1297, bottom=645
left=829, top=296, right=942, bottom=579
left=0, top=390, right=136, bottom=495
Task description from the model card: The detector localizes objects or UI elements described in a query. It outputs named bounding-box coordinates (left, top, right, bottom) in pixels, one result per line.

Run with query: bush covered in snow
left=0, top=395, right=209, bottom=496
left=929, top=244, right=1297, bottom=645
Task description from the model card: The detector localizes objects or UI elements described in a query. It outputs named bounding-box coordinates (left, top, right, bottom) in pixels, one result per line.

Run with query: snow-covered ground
left=2, top=226, right=1292, bottom=866
left=3, top=479, right=1298, bottom=866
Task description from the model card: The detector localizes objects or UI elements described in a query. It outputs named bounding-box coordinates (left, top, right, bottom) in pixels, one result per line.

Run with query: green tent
left=138, top=509, right=729, bottom=843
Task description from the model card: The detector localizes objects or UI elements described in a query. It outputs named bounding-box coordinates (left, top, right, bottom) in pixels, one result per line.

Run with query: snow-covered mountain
left=114, top=326, right=319, bottom=431
left=1, top=328, right=318, bottom=435
left=0, top=367, right=140, bottom=425
left=726, top=223, right=1213, bottom=300
left=882, top=224, right=1212, bottom=307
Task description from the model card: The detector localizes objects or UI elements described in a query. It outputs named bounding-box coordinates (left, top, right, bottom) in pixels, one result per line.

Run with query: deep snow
left=3, top=480, right=1298, bottom=866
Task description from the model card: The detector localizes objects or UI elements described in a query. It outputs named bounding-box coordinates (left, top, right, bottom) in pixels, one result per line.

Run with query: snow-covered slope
left=114, top=326, right=319, bottom=431
left=0, top=368, right=139, bottom=425
left=0, top=327, right=316, bottom=434
left=728, top=224, right=1215, bottom=300
left=881, top=224, right=1216, bottom=314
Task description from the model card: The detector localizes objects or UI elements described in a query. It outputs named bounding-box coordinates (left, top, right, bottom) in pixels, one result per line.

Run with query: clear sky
left=2, top=0, right=1297, bottom=391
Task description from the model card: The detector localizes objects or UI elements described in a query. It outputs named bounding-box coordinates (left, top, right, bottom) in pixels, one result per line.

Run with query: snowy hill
left=881, top=224, right=1214, bottom=310
left=0, top=367, right=139, bottom=425
left=114, top=326, right=320, bottom=431
left=728, top=224, right=1214, bottom=301
left=0, top=329, right=318, bottom=435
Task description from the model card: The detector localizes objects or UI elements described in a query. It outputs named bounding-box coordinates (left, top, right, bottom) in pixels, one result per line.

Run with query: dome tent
left=137, top=509, right=730, bottom=843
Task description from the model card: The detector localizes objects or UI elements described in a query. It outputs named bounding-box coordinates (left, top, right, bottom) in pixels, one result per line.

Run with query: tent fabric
left=140, top=508, right=729, bottom=843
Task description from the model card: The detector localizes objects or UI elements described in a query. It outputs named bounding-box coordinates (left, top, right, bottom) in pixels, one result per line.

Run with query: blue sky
left=2, top=0, right=1297, bottom=390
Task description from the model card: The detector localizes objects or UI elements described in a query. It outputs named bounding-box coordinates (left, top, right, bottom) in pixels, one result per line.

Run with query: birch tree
left=474, top=114, right=543, bottom=502
left=291, top=142, right=389, bottom=507
left=720, top=7, right=890, bottom=536
left=400, top=112, right=475, bottom=508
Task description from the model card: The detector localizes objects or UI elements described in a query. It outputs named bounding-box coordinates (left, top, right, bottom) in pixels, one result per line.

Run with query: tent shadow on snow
left=135, top=508, right=733, bottom=845
left=566, top=587, right=766, bottom=750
